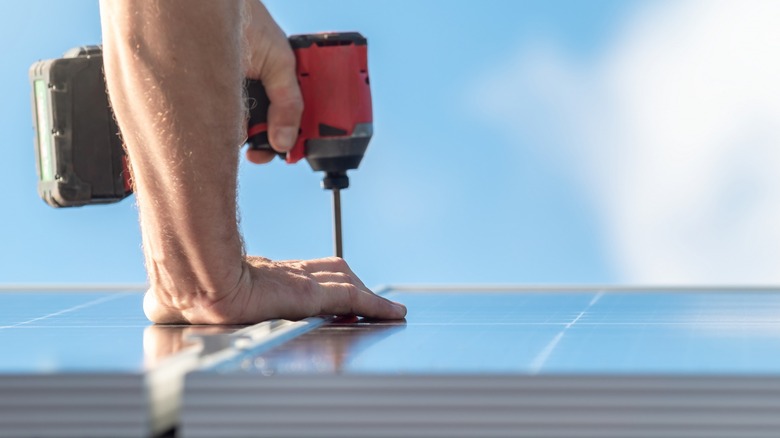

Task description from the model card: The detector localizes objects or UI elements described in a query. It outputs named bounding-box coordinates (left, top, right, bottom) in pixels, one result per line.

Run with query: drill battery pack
left=29, top=45, right=130, bottom=207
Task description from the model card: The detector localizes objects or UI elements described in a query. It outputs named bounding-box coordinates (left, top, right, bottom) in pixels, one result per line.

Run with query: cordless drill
left=29, top=32, right=373, bottom=258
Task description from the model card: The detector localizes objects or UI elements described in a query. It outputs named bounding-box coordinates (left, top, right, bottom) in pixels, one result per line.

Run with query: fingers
left=242, top=0, right=303, bottom=154
left=245, top=255, right=407, bottom=321
left=263, top=60, right=303, bottom=153
left=303, top=257, right=407, bottom=319
left=318, top=282, right=407, bottom=320
left=310, top=271, right=354, bottom=284
left=245, top=148, right=275, bottom=164
left=298, top=257, right=368, bottom=289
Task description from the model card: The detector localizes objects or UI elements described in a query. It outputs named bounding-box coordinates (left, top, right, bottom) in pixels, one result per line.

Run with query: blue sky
left=3, top=1, right=778, bottom=287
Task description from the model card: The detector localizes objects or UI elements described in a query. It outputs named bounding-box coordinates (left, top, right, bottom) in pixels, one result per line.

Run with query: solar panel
left=180, top=287, right=780, bottom=438
left=4, top=286, right=780, bottom=437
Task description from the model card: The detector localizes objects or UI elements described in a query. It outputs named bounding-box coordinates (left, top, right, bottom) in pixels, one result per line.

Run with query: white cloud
left=474, top=0, right=780, bottom=284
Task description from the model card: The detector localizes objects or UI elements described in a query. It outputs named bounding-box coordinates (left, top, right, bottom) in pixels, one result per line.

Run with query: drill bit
left=323, top=172, right=348, bottom=258
left=332, top=188, right=343, bottom=258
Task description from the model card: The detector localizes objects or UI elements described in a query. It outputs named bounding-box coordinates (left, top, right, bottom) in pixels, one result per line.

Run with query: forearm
left=100, top=1, right=246, bottom=319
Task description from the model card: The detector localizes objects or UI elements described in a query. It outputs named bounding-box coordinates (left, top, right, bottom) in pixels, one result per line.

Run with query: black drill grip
left=245, top=78, right=275, bottom=153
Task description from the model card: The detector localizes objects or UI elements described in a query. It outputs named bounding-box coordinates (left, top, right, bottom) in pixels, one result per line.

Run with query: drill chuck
left=322, top=171, right=349, bottom=190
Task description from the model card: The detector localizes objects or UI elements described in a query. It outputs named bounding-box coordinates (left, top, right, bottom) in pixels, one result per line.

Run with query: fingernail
left=393, top=302, right=407, bottom=315
left=274, top=126, right=298, bottom=151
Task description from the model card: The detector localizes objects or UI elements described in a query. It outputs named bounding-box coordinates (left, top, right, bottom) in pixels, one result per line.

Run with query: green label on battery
left=34, top=80, right=55, bottom=181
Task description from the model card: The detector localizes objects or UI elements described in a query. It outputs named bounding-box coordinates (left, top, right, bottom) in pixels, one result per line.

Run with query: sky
left=1, top=0, right=778, bottom=288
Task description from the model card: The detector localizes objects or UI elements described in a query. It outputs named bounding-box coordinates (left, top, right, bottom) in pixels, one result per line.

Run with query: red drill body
left=246, top=32, right=374, bottom=258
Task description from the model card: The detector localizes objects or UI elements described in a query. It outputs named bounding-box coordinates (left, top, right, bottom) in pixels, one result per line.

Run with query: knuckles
left=323, top=256, right=349, bottom=271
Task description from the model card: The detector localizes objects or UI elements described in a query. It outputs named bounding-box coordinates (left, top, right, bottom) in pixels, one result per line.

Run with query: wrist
left=144, top=253, right=247, bottom=324
left=139, top=206, right=245, bottom=308
left=144, top=257, right=252, bottom=324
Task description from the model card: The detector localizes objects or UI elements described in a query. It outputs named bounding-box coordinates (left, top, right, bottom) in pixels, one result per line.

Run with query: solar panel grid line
left=0, top=293, right=128, bottom=329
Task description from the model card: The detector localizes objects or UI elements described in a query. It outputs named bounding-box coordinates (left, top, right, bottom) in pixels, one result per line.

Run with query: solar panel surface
left=0, top=290, right=150, bottom=372
left=210, top=288, right=780, bottom=375
left=4, top=286, right=780, bottom=438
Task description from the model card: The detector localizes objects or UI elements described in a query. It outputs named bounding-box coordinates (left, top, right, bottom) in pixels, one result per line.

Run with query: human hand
left=241, top=0, right=303, bottom=165
left=101, top=0, right=398, bottom=326
left=144, top=256, right=406, bottom=324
